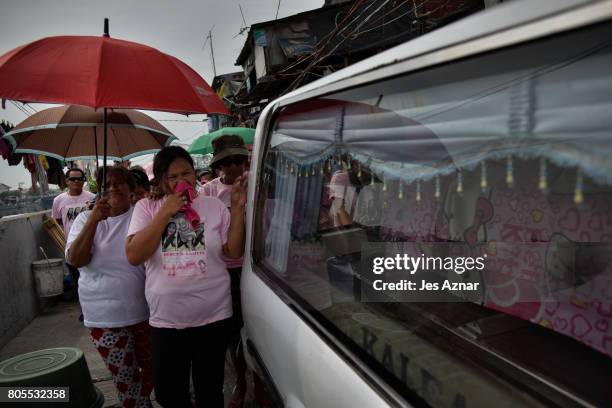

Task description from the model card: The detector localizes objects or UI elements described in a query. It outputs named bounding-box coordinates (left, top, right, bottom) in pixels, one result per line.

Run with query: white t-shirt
left=52, top=190, right=96, bottom=237
left=66, top=207, right=149, bottom=328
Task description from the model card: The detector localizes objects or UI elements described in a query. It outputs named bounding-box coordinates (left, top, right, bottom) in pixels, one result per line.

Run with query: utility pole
left=233, top=5, right=250, bottom=38
left=205, top=28, right=217, bottom=78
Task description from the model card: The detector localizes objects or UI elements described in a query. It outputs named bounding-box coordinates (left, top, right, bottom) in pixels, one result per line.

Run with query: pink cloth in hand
left=175, top=180, right=200, bottom=228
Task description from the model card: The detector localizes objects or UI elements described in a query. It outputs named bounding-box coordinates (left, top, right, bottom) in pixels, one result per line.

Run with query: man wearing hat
left=201, top=134, right=249, bottom=407
left=203, top=135, right=249, bottom=206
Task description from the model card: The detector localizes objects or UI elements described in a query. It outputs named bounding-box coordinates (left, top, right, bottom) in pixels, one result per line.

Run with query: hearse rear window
left=253, top=21, right=612, bottom=407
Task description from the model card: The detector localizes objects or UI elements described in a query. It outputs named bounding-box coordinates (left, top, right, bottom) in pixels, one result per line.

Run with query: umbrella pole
left=94, top=126, right=99, bottom=173
left=102, top=107, right=107, bottom=194
left=102, top=19, right=109, bottom=194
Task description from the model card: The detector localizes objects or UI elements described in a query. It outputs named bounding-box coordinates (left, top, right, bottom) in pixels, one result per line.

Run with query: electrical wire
left=20, top=103, right=38, bottom=115
left=9, top=101, right=28, bottom=116
left=413, top=0, right=454, bottom=19
left=287, top=0, right=387, bottom=82
left=9, top=101, right=32, bottom=117
left=223, top=97, right=252, bottom=108
left=284, top=0, right=451, bottom=91
left=353, top=10, right=413, bottom=38
left=283, top=0, right=440, bottom=78
left=276, top=0, right=366, bottom=75
left=285, top=0, right=394, bottom=93
left=348, top=0, right=417, bottom=39
left=337, top=0, right=412, bottom=39
left=275, top=0, right=281, bottom=19
left=356, top=9, right=422, bottom=38
left=247, top=0, right=454, bottom=97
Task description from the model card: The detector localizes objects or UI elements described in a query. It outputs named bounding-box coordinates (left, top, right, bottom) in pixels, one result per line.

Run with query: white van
left=241, top=1, right=612, bottom=406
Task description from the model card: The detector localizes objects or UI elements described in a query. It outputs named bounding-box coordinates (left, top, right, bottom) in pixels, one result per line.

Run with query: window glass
left=253, top=22, right=612, bottom=407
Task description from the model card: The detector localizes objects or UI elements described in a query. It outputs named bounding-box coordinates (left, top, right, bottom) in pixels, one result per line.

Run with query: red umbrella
left=0, top=19, right=229, bottom=189
left=0, top=35, right=227, bottom=115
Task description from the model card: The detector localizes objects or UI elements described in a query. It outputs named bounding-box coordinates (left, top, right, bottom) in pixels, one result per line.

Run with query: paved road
left=0, top=300, right=260, bottom=407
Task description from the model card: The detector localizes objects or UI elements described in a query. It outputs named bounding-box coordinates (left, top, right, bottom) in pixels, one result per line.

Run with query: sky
left=0, top=0, right=323, bottom=189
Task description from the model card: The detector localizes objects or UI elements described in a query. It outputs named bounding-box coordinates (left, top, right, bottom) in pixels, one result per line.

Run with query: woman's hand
left=231, top=171, right=249, bottom=209
left=160, top=191, right=186, bottom=219
left=68, top=200, right=108, bottom=267
left=224, top=172, right=248, bottom=259
left=90, top=196, right=111, bottom=223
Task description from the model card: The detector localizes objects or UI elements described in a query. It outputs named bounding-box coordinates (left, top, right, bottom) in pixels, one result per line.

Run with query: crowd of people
left=59, top=136, right=253, bottom=408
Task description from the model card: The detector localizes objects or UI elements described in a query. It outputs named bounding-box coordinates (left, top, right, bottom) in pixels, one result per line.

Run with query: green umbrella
left=188, top=127, right=255, bottom=155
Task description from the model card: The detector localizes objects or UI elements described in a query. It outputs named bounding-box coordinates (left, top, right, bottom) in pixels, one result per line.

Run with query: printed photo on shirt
left=161, top=213, right=206, bottom=252
left=160, top=212, right=206, bottom=276
left=162, top=221, right=179, bottom=251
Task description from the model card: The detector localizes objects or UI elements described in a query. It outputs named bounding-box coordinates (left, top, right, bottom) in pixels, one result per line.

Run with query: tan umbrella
left=2, top=104, right=177, bottom=161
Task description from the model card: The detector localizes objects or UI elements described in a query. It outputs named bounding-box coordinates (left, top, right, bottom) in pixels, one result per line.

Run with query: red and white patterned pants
left=89, top=321, right=154, bottom=408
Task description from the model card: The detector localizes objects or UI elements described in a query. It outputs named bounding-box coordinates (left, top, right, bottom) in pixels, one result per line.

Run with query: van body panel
left=241, top=267, right=397, bottom=407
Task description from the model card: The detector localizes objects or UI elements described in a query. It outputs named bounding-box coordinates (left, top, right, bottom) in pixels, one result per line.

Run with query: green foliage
left=87, top=174, right=98, bottom=193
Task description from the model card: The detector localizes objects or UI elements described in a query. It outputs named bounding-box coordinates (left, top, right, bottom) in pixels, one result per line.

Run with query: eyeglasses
left=67, top=176, right=85, bottom=182
left=217, top=156, right=246, bottom=167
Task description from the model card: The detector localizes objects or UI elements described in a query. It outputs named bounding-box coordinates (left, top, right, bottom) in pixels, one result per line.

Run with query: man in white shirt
left=52, top=167, right=96, bottom=237
left=52, top=167, right=95, bottom=307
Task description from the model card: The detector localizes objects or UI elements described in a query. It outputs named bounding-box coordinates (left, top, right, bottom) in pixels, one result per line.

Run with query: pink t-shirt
left=127, top=195, right=233, bottom=329
left=52, top=190, right=96, bottom=237
left=201, top=177, right=243, bottom=269
left=202, top=177, right=232, bottom=207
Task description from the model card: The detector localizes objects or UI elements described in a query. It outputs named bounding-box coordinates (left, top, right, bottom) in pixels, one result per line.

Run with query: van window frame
left=249, top=12, right=612, bottom=408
